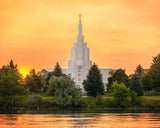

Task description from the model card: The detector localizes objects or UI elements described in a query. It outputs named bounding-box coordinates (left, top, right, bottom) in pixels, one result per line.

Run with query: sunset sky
left=0, top=0, right=160, bottom=77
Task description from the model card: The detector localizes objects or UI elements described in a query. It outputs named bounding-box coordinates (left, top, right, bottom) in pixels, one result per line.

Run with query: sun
left=18, top=65, right=31, bottom=78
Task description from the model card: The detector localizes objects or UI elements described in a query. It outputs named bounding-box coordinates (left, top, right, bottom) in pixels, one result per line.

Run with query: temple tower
left=68, top=14, right=92, bottom=91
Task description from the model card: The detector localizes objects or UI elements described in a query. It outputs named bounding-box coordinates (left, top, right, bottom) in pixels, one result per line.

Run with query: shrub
left=103, top=98, right=116, bottom=108
left=130, top=91, right=143, bottom=107
left=111, top=81, right=130, bottom=108
left=27, top=94, right=42, bottom=109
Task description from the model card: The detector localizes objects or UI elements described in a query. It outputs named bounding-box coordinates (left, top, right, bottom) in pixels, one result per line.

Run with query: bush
left=111, top=81, right=130, bottom=108
left=130, top=91, right=143, bottom=107
left=103, top=98, right=116, bottom=108
left=27, top=94, right=42, bottom=109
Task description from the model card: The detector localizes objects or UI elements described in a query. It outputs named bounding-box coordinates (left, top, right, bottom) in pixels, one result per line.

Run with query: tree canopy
left=111, top=81, right=130, bottom=107
left=53, top=62, right=63, bottom=77
left=25, top=69, right=43, bottom=93
left=129, top=74, right=144, bottom=96
left=135, top=64, right=144, bottom=77
left=149, top=53, right=160, bottom=91
left=46, top=62, right=64, bottom=87
left=83, top=63, right=104, bottom=97
left=48, top=75, right=80, bottom=107
left=0, top=60, right=26, bottom=106
left=141, top=74, right=152, bottom=92
left=107, top=69, right=129, bottom=92
left=152, top=53, right=160, bottom=65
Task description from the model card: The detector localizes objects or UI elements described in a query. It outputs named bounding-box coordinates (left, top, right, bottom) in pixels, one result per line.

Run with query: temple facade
left=47, top=15, right=111, bottom=92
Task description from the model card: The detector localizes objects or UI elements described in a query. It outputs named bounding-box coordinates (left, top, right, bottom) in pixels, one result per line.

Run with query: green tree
left=0, top=69, right=26, bottom=107
left=141, top=74, right=152, bottom=92
left=48, top=76, right=80, bottom=107
left=7, top=60, right=17, bottom=70
left=46, top=71, right=54, bottom=87
left=129, top=74, right=144, bottom=96
left=0, top=60, right=18, bottom=79
left=25, top=69, right=43, bottom=93
left=46, top=62, right=64, bottom=90
left=107, top=69, right=129, bottom=92
left=149, top=54, right=160, bottom=91
left=53, top=62, right=63, bottom=77
left=135, top=64, right=144, bottom=77
left=152, top=53, right=160, bottom=65
left=111, top=81, right=130, bottom=107
left=83, top=63, right=104, bottom=97
left=27, top=94, right=42, bottom=109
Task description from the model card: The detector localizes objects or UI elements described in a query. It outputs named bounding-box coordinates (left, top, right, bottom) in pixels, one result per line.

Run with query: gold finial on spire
left=79, top=14, right=81, bottom=21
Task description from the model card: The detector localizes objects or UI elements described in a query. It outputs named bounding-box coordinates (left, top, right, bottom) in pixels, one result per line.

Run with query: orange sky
left=0, top=0, right=160, bottom=77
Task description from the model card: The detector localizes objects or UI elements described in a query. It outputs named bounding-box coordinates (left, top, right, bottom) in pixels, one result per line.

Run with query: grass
left=144, top=92, right=160, bottom=96
left=42, top=96, right=55, bottom=102
left=142, top=96, right=160, bottom=100
left=0, top=95, right=160, bottom=108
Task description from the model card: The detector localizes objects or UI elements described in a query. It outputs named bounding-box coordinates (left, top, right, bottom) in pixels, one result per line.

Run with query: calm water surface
left=0, top=113, right=160, bottom=128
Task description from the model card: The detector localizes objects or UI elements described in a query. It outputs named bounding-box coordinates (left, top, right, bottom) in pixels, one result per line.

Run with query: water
left=0, top=112, right=160, bottom=128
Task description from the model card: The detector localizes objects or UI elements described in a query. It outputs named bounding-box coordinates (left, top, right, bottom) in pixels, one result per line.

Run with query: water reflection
left=0, top=113, right=160, bottom=128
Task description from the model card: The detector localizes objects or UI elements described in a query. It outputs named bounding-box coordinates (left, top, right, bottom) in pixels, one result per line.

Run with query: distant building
left=46, top=15, right=112, bottom=93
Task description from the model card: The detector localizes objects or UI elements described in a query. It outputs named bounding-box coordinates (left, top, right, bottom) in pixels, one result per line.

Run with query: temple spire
left=79, top=14, right=81, bottom=21
left=78, top=14, right=82, bottom=35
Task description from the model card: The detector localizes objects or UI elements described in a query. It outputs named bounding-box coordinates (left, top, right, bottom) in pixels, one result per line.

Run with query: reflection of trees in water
left=68, top=113, right=102, bottom=127
left=0, top=113, right=160, bottom=127
left=0, top=114, right=21, bottom=126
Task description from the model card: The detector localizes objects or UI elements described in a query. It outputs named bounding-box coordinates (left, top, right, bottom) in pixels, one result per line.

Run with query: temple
left=47, top=15, right=111, bottom=93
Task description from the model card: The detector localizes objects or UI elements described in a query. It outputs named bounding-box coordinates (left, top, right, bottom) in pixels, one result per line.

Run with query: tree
left=48, top=76, right=80, bottom=107
left=152, top=53, right=160, bottom=65
left=46, top=62, right=64, bottom=90
left=53, top=62, right=63, bottom=77
left=0, top=60, right=18, bottom=79
left=141, top=74, right=152, bottom=92
left=25, top=69, right=43, bottom=93
left=107, top=69, right=129, bottom=92
left=8, top=60, right=17, bottom=70
left=83, top=63, right=104, bottom=97
left=27, top=94, right=42, bottom=109
left=149, top=54, right=160, bottom=91
left=129, top=74, right=144, bottom=96
left=0, top=69, right=26, bottom=107
left=111, top=81, right=130, bottom=107
left=135, top=64, right=144, bottom=77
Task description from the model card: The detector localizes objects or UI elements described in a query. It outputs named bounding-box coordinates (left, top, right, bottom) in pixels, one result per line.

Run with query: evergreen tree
left=152, top=53, right=160, bottom=65
left=83, top=63, right=104, bottom=97
left=25, top=69, right=43, bottom=93
left=107, top=69, right=129, bottom=92
left=129, top=74, right=144, bottom=96
left=141, top=74, right=152, bottom=92
left=46, top=62, right=63, bottom=91
left=53, top=62, right=63, bottom=77
left=0, top=60, right=18, bottom=79
left=149, top=53, right=160, bottom=91
left=135, top=64, right=144, bottom=77
left=8, top=60, right=17, bottom=70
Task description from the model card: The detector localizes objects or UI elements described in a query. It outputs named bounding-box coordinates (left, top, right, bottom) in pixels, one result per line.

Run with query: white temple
left=47, top=15, right=111, bottom=93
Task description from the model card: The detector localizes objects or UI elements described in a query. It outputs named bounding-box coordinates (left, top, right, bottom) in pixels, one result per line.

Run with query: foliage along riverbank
left=0, top=96, right=160, bottom=112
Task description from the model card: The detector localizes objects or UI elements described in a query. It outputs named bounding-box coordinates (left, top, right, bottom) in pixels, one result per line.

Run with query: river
left=0, top=111, right=160, bottom=128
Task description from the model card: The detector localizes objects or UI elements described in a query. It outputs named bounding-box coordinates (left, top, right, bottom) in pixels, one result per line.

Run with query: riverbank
left=0, top=96, right=160, bottom=112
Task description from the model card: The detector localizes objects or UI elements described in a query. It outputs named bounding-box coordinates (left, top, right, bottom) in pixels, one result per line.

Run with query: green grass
left=142, top=96, right=160, bottom=106
left=142, top=96, right=160, bottom=100
left=144, top=92, right=160, bottom=96
left=42, top=96, right=55, bottom=102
